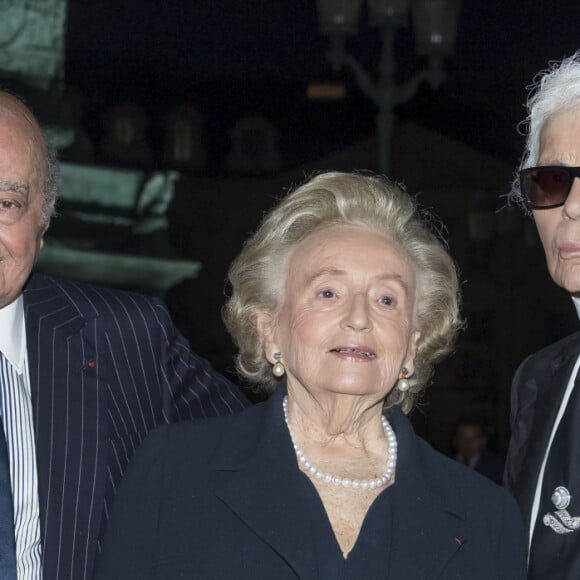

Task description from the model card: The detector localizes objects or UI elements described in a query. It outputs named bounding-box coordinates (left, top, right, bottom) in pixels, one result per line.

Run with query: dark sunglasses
left=520, top=165, right=580, bottom=209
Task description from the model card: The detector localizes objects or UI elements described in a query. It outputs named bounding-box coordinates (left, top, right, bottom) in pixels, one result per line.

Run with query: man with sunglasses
left=506, top=51, right=580, bottom=579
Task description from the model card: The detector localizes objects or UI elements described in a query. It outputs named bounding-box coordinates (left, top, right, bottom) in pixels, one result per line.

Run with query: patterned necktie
left=0, top=410, right=17, bottom=578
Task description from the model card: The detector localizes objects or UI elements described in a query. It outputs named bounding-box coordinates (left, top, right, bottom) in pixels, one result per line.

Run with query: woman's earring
left=397, top=367, right=410, bottom=392
left=272, top=353, right=285, bottom=377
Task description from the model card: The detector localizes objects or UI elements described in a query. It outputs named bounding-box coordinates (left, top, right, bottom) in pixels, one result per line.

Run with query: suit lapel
left=388, top=408, right=466, bottom=579
left=512, top=342, right=579, bottom=527
left=213, top=388, right=319, bottom=579
left=23, top=275, right=107, bottom=579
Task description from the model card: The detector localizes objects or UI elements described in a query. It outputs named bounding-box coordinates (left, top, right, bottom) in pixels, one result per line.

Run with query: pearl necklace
left=282, top=396, right=397, bottom=490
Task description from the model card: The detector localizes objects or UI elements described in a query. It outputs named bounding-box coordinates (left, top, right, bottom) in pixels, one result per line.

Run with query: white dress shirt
left=0, top=296, right=42, bottom=579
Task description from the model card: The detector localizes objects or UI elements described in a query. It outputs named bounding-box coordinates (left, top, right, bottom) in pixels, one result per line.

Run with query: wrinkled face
left=0, top=109, right=47, bottom=308
left=264, top=225, right=420, bottom=402
left=534, top=106, right=580, bottom=295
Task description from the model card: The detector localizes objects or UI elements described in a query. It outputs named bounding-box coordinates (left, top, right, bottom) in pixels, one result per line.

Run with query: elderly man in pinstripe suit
left=0, top=91, right=248, bottom=580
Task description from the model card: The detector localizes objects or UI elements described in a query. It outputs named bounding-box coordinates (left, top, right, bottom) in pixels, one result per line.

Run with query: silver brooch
left=543, top=486, right=580, bottom=534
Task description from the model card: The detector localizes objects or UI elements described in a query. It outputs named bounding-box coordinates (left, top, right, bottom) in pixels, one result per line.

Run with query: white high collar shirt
left=0, top=295, right=42, bottom=579
left=0, top=295, right=26, bottom=372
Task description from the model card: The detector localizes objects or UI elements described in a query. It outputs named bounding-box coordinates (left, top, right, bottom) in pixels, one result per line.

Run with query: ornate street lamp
left=316, top=0, right=460, bottom=173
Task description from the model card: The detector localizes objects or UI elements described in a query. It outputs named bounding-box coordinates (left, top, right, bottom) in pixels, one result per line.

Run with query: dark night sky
left=63, top=0, right=580, bottom=168
left=58, top=2, right=580, bottom=431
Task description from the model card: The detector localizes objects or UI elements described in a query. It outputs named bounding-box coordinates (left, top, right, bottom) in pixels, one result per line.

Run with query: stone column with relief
left=0, top=0, right=71, bottom=147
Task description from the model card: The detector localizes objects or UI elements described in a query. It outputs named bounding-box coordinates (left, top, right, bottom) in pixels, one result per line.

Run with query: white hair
left=510, top=51, right=580, bottom=212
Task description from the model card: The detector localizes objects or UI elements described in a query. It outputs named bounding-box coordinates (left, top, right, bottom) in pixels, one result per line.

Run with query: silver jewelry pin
left=543, top=486, right=580, bottom=534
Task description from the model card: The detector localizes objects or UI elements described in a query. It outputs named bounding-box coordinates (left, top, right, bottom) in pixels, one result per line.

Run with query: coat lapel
left=213, top=388, right=470, bottom=579
left=23, top=275, right=107, bottom=579
left=388, top=408, right=467, bottom=579
left=511, top=341, right=580, bottom=527
left=213, top=387, right=319, bottom=579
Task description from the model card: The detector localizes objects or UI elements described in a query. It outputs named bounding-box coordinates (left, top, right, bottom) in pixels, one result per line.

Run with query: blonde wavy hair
left=223, top=172, right=462, bottom=413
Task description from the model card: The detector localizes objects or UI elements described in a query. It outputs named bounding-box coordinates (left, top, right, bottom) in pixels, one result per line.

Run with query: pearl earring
left=397, top=367, right=410, bottom=392
left=272, top=353, right=285, bottom=377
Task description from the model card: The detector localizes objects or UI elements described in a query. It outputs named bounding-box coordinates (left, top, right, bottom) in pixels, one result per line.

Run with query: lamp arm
left=392, top=63, right=445, bottom=107
left=392, top=70, right=430, bottom=106
left=341, top=53, right=382, bottom=106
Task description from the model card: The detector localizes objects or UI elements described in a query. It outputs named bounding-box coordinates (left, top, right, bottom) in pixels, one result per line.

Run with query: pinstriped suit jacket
left=21, top=273, right=248, bottom=580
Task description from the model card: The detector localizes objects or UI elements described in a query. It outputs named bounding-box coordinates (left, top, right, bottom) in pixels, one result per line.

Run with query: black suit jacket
left=21, top=274, right=248, bottom=580
left=97, top=386, right=527, bottom=580
left=504, top=331, right=580, bottom=535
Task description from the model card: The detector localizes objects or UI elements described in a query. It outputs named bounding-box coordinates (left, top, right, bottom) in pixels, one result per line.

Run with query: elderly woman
left=96, top=172, right=526, bottom=579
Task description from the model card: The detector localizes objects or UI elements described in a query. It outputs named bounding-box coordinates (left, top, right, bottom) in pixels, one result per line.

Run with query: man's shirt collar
left=0, top=295, right=25, bottom=373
